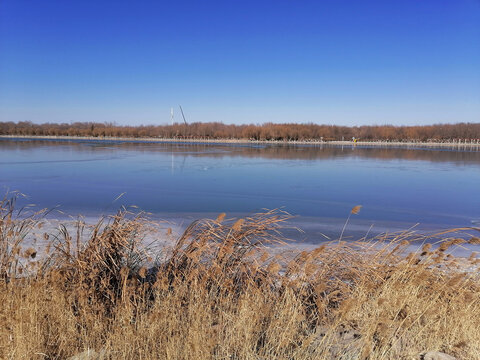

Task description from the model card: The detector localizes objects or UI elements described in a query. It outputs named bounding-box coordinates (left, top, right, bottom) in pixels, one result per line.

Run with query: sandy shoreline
left=2, top=134, right=480, bottom=148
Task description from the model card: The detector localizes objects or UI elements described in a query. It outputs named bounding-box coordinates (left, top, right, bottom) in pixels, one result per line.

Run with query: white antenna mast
left=170, top=107, right=174, bottom=125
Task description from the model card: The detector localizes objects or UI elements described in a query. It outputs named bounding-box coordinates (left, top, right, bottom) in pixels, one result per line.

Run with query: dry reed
left=1, top=195, right=479, bottom=359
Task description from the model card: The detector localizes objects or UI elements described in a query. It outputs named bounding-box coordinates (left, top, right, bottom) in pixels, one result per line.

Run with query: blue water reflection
left=1, top=139, right=479, bottom=237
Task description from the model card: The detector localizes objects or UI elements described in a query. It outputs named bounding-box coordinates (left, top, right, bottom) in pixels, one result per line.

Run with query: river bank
left=1, top=205, right=479, bottom=359
left=2, top=134, right=480, bottom=149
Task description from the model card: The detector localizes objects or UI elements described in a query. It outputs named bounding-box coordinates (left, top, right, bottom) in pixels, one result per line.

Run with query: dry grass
left=1, top=195, right=480, bottom=359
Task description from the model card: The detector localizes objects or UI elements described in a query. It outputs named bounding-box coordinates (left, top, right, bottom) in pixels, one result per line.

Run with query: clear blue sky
left=0, top=0, right=479, bottom=126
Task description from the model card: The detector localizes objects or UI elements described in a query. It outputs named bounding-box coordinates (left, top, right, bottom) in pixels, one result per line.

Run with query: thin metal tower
left=179, top=105, right=187, bottom=125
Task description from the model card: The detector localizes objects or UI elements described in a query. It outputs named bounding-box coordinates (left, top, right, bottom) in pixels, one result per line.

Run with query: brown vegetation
left=1, top=121, right=480, bottom=142
left=1, top=195, right=480, bottom=359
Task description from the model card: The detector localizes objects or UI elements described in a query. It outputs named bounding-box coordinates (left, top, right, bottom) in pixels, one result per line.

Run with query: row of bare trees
left=1, top=121, right=479, bottom=142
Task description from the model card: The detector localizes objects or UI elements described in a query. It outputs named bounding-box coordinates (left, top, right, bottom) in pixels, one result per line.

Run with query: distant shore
left=1, top=134, right=480, bottom=148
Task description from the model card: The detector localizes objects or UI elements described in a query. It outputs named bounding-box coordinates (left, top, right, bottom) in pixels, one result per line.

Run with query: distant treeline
left=1, top=121, right=480, bottom=142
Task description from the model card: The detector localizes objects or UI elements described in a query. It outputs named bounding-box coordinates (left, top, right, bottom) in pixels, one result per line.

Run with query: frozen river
left=1, top=138, right=479, bottom=242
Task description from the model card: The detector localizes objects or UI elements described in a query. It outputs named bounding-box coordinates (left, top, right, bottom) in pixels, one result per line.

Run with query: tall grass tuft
left=1, top=196, right=479, bottom=359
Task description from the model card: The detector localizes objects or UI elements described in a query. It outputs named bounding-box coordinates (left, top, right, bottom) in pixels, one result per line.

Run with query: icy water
left=1, top=138, right=479, bottom=241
